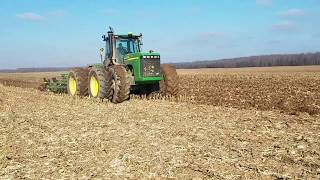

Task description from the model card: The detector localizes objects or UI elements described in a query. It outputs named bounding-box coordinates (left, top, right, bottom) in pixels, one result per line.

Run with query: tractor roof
left=114, top=32, right=142, bottom=39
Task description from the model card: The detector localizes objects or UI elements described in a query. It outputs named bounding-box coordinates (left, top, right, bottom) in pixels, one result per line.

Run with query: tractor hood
left=124, top=51, right=162, bottom=83
left=125, top=52, right=160, bottom=60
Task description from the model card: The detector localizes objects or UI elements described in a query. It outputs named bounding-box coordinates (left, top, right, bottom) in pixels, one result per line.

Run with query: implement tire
left=107, top=65, right=130, bottom=103
left=67, top=68, right=89, bottom=96
left=160, top=64, right=179, bottom=96
left=88, top=66, right=108, bottom=99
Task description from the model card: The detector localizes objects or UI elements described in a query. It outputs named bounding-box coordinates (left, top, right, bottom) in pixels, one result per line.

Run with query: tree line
left=172, top=52, right=320, bottom=69
left=2, top=52, right=320, bottom=73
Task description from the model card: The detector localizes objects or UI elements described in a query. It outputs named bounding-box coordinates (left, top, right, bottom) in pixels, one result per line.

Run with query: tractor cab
left=114, top=35, right=140, bottom=63
left=102, top=27, right=143, bottom=65
left=101, top=27, right=162, bottom=84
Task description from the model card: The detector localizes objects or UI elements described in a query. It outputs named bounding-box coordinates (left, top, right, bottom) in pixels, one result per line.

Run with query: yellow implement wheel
left=89, top=75, right=99, bottom=97
left=68, top=76, right=77, bottom=95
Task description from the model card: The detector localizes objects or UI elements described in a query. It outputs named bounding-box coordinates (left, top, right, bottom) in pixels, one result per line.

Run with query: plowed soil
left=0, top=85, right=319, bottom=179
left=1, top=66, right=320, bottom=178
left=1, top=66, right=319, bottom=115
left=178, top=66, right=320, bottom=115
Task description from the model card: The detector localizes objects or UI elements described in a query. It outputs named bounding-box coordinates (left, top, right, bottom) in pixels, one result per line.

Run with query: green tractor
left=60, top=27, right=179, bottom=103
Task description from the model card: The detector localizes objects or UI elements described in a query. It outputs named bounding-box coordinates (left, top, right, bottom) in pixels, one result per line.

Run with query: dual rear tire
left=67, top=68, right=89, bottom=96
left=67, top=66, right=130, bottom=103
left=88, top=67, right=108, bottom=99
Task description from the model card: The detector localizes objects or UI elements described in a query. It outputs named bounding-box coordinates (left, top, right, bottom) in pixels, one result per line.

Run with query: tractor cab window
left=105, top=39, right=110, bottom=58
left=115, top=38, right=139, bottom=63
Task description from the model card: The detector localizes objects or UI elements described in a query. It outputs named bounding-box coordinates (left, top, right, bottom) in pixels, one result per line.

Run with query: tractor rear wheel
left=160, top=64, right=179, bottom=96
left=107, top=65, right=130, bottom=103
left=88, top=66, right=108, bottom=99
left=67, top=68, right=89, bottom=96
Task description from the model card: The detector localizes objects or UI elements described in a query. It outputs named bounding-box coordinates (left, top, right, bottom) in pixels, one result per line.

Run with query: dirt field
left=1, top=66, right=319, bottom=115
left=0, top=66, right=320, bottom=179
left=178, top=66, right=320, bottom=115
left=0, top=85, right=319, bottom=179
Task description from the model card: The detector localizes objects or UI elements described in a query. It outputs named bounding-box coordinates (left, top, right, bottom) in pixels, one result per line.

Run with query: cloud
left=176, top=31, right=226, bottom=46
left=187, top=7, right=202, bottom=16
left=104, top=8, right=120, bottom=16
left=194, top=32, right=226, bottom=43
left=136, top=11, right=159, bottom=18
left=16, top=12, right=45, bottom=22
left=50, top=9, right=66, bottom=18
left=279, top=9, right=306, bottom=17
left=312, top=33, right=320, bottom=38
left=256, top=0, right=273, bottom=6
left=267, top=40, right=281, bottom=45
left=272, top=21, right=296, bottom=31
left=198, top=32, right=225, bottom=39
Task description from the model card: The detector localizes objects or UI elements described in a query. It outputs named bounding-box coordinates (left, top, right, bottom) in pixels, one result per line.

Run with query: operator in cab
left=117, top=43, right=127, bottom=62
left=118, top=43, right=127, bottom=54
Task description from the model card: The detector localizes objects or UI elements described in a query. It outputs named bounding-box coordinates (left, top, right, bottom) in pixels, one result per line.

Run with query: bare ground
left=0, top=85, right=319, bottom=179
left=1, top=66, right=319, bottom=115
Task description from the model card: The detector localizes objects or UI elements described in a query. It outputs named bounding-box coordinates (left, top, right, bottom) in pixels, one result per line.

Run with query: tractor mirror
left=99, top=48, right=104, bottom=55
left=102, top=35, right=105, bottom=40
left=99, top=48, right=105, bottom=62
left=139, top=33, right=143, bottom=46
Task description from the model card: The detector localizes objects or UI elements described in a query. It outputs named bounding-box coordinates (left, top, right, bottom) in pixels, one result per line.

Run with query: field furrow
left=0, top=85, right=319, bottom=179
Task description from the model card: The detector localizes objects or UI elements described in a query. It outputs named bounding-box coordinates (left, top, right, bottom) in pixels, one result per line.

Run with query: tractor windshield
left=115, top=38, right=140, bottom=63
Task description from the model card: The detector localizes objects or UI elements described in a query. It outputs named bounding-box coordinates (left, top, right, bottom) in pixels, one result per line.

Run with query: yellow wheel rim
left=68, top=76, right=77, bottom=96
left=90, top=75, right=99, bottom=97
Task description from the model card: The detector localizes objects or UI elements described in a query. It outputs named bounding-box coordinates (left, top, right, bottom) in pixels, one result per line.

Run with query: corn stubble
left=0, top=66, right=320, bottom=179
left=0, top=85, right=319, bottom=179
left=0, top=67, right=319, bottom=115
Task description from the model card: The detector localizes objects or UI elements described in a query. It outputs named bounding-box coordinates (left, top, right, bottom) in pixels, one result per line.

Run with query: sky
left=0, top=0, right=319, bottom=69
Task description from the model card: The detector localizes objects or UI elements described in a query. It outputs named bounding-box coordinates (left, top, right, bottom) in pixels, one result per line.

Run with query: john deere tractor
left=64, top=27, right=178, bottom=103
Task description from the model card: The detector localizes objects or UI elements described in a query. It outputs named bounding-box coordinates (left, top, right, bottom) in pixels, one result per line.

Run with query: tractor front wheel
left=88, top=67, right=108, bottom=99
left=107, top=65, right=130, bottom=103
left=160, top=64, right=179, bottom=96
left=67, top=68, right=89, bottom=96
